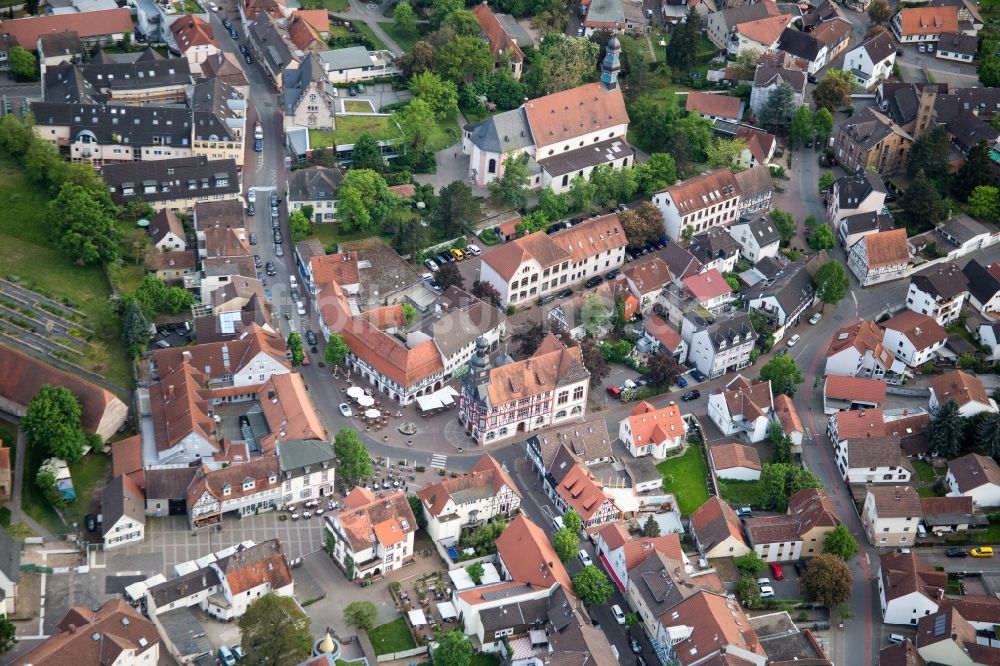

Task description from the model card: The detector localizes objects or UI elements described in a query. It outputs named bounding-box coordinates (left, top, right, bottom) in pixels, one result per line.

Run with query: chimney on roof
left=168, top=385, right=175, bottom=399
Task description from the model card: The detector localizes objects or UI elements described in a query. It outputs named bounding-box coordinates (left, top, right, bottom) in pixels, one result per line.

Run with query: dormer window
left=268, top=473, right=277, bottom=484
left=222, top=483, right=231, bottom=496
left=242, top=478, right=255, bottom=491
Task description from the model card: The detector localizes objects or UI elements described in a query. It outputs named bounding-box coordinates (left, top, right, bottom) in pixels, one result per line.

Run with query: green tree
left=432, top=630, right=473, bottom=666
left=401, top=302, right=417, bottom=326
left=122, top=300, right=152, bottom=358
left=647, top=353, right=684, bottom=388
left=572, top=565, right=614, bottom=606
left=0, top=617, right=16, bottom=653
left=759, top=81, right=796, bottom=134
left=682, top=225, right=694, bottom=242
left=445, top=8, right=481, bottom=36
left=758, top=463, right=822, bottom=511
left=734, top=552, right=767, bottom=577
left=287, top=332, right=305, bottom=367
left=823, top=524, right=859, bottom=561
left=552, top=527, right=579, bottom=562
left=333, top=428, right=374, bottom=488
left=767, top=420, right=793, bottom=465
left=979, top=52, right=1000, bottom=88
left=642, top=515, right=661, bottom=537
left=619, top=201, right=664, bottom=248
left=435, top=35, right=492, bottom=82
left=8, top=46, right=36, bottom=81
left=407, top=494, right=427, bottom=531
left=906, top=127, right=950, bottom=183
left=928, top=399, right=965, bottom=458
left=812, top=74, right=852, bottom=112
left=537, top=187, right=568, bottom=221
left=665, top=9, right=702, bottom=72
left=581, top=337, right=610, bottom=387
left=324, top=333, right=349, bottom=367
left=528, top=34, right=601, bottom=95
left=435, top=262, right=465, bottom=290
left=239, top=594, right=312, bottom=666
left=349, top=133, right=386, bottom=172
left=22, top=385, right=87, bottom=462
left=968, top=185, right=1000, bottom=222
left=469, top=72, right=528, bottom=110
left=562, top=509, right=584, bottom=535
left=770, top=209, right=796, bottom=246
left=900, top=169, right=946, bottom=229
left=429, top=0, right=463, bottom=28
left=819, top=172, right=835, bottom=193
left=288, top=209, right=312, bottom=242
left=707, top=137, right=748, bottom=170
left=36, top=466, right=65, bottom=509
left=393, top=216, right=428, bottom=261
left=343, top=601, right=379, bottom=632
left=488, top=153, right=531, bottom=209
left=737, top=576, right=763, bottom=609
left=409, top=71, right=460, bottom=119
left=567, top=174, right=598, bottom=214
left=789, top=106, right=814, bottom=148
left=759, top=354, right=804, bottom=396
left=812, top=108, right=833, bottom=145
left=48, top=182, right=122, bottom=264
left=336, top=169, right=397, bottom=233
left=867, top=0, right=891, bottom=23
left=808, top=223, right=835, bottom=250
left=465, top=562, right=485, bottom=584
left=472, top=281, right=502, bottom=307
left=636, top=153, right=677, bottom=194
left=627, top=96, right=675, bottom=153
left=799, top=554, right=853, bottom=608
left=515, top=211, right=548, bottom=237
left=814, top=260, right=849, bottom=310
left=394, top=97, right=438, bottom=151
left=590, top=164, right=637, bottom=208
left=976, top=412, right=1000, bottom=458
left=581, top=294, right=610, bottom=337
left=672, top=114, right=714, bottom=164
left=732, top=49, right=761, bottom=79
left=432, top=180, right=482, bottom=236
left=952, top=140, right=994, bottom=200
left=393, top=1, right=417, bottom=36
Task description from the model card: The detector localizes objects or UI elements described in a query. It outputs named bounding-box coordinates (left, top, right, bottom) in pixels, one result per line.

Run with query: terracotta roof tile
left=683, top=268, right=733, bottom=302
left=824, top=375, right=887, bottom=405
left=288, top=13, right=324, bottom=51
left=826, top=320, right=888, bottom=359
left=745, top=514, right=801, bottom=543
left=867, top=485, right=922, bottom=518
left=149, top=208, right=185, bottom=244
left=257, top=373, right=325, bottom=451
left=879, top=550, right=946, bottom=602
left=625, top=256, right=672, bottom=294
left=153, top=322, right=288, bottom=382
left=621, top=533, right=685, bottom=572
left=660, top=591, right=765, bottom=666
left=711, top=442, right=762, bottom=471
left=333, top=489, right=416, bottom=552
left=170, top=15, right=219, bottom=53
left=947, top=452, right=1000, bottom=492
left=931, top=370, right=992, bottom=409
left=938, top=595, right=1000, bottom=626
left=787, top=488, right=840, bottom=530
left=416, top=455, right=522, bottom=518
left=496, top=514, right=573, bottom=591
left=883, top=310, right=947, bottom=350
left=485, top=335, right=586, bottom=407
left=861, top=228, right=910, bottom=268
left=659, top=168, right=741, bottom=216
left=0, top=8, right=133, bottom=46
left=897, top=6, right=959, bottom=36
left=524, top=82, right=628, bottom=149
left=690, top=496, right=746, bottom=552
left=773, top=394, right=804, bottom=436
left=482, top=231, right=569, bottom=282
left=645, top=314, right=683, bottom=352
left=555, top=462, right=619, bottom=522
left=735, top=126, right=777, bottom=164
left=596, top=522, right=630, bottom=551
left=216, top=539, right=292, bottom=595
left=919, top=495, right=973, bottom=519
left=111, top=435, right=144, bottom=488
left=551, top=213, right=627, bottom=263
left=146, top=250, right=198, bottom=272
left=472, top=4, right=524, bottom=65
left=735, top=14, right=794, bottom=46
left=722, top=376, right=773, bottom=421
left=626, top=401, right=686, bottom=446
left=686, top=91, right=743, bottom=120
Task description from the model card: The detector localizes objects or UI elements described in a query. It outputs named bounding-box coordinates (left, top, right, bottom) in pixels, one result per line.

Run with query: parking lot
left=100, top=512, right=325, bottom=576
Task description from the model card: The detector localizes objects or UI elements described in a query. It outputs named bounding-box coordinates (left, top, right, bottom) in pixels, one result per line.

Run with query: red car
left=606, top=385, right=622, bottom=398
left=769, top=563, right=784, bottom=581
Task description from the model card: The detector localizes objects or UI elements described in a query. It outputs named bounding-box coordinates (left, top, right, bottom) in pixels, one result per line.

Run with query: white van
left=552, top=515, right=564, bottom=531
left=295, top=301, right=306, bottom=316
left=289, top=275, right=298, bottom=291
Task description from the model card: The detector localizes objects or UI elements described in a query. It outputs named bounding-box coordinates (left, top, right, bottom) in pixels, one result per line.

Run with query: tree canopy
left=343, top=601, right=379, bottom=631
left=432, top=181, right=482, bottom=236
left=799, top=554, right=853, bottom=608
left=928, top=399, right=965, bottom=458
left=488, top=153, right=531, bottom=209
left=822, top=523, right=858, bottom=561
left=336, top=169, right=397, bottom=234
left=759, top=354, right=804, bottom=396
left=815, top=261, right=849, bottom=309
left=22, top=385, right=88, bottom=462
left=759, top=463, right=822, bottom=511
left=572, top=565, right=615, bottom=606
left=333, top=428, right=373, bottom=488
left=432, top=631, right=473, bottom=666
left=239, top=593, right=312, bottom=666
left=618, top=201, right=665, bottom=249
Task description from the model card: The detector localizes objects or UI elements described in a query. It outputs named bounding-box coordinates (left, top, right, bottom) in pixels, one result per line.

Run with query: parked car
left=759, top=585, right=775, bottom=598
left=636, top=657, right=648, bottom=666
left=247, top=202, right=255, bottom=216
left=623, top=379, right=637, bottom=390
left=424, top=258, right=439, bottom=272
left=690, top=369, right=707, bottom=382
left=244, top=54, right=253, bottom=65
left=786, top=334, right=801, bottom=347
left=629, top=635, right=642, bottom=654
left=945, top=547, right=968, bottom=558
left=273, top=230, right=283, bottom=244
left=681, top=390, right=701, bottom=401
left=306, top=330, right=317, bottom=346
left=271, top=191, right=279, bottom=206
left=254, top=255, right=262, bottom=268
left=218, top=646, right=237, bottom=666
left=85, top=514, right=97, bottom=532
left=736, top=506, right=752, bottom=518
left=449, top=248, right=466, bottom=261
left=677, top=377, right=688, bottom=388
left=465, top=243, right=482, bottom=256
left=578, top=550, right=593, bottom=567
left=231, top=645, right=245, bottom=661
left=239, top=43, right=249, bottom=55
left=275, top=244, right=284, bottom=257
left=606, top=268, right=621, bottom=280
left=971, top=547, right=994, bottom=557
left=585, top=275, right=604, bottom=288
left=438, top=252, right=455, bottom=264
left=266, top=261, right=276, bottom=276
left=809, top=312, right=823, bottom=325
left=539, top=294, right=556, bottom=306
left=221, top=17, right=232, bottom=28
left=558, top=288, right=574, bottom=299
left=249, top=232, right=257, bottom=246
left=207, top=2, right=219, bottom=10
left=606, top=385, right=622, bottom=398
left=611, top=605, right=626, bottom=625
left=769, top=563, right=784, bottom=580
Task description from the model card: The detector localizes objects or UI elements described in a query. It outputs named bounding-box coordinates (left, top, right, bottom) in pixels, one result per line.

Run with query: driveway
left=895, top=45, right=980, bottom=86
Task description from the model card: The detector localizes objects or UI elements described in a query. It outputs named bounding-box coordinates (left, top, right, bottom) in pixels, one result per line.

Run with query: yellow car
left=449, top=248, right=466, bottom=261
left=970, top=547, right=994, bottom=558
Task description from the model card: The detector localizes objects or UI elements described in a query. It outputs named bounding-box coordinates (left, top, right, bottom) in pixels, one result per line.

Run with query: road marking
left=430, top=454, right=447, bottom=470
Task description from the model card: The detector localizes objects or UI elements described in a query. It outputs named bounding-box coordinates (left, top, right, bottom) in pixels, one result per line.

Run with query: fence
left=375, top=646, right=428, bottom=663
left=885, top=386, right=930, bottom=397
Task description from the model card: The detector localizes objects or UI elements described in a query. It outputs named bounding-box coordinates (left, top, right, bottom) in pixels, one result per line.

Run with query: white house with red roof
left=653, top=168, right=742, bottom=241
left=654, top=591, right=767, bottom=666
left=682, top=269, right=733, bottom=311
left=640, top=315, right=688, bottom=364
left=462, top=45, right=632, bottom=193
left=929, top=370, right=997, bottom=417
left=170, top=15, right=221, bottom=67
left=881, top=310, right=948, bottom=368
left=551, top=462, right=621, bottom=528
left=685, top=91, right=744, bottom=123
left=593, top=522, right=691, bottom=590
left=878, top=549, right=946, bottom=625
left=707, top=376, right=774, bottom=443
left=618, top=401, right=687, bottom=459
left=496, top=514, right=574, bottom=592
left=824, top=319, right=907, bottom=383
left=324, top=487, right=417, bottom=582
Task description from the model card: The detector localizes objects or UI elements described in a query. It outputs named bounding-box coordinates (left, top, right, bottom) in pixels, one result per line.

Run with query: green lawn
left=0, top=159, right=131, bottom=388
left=21, top=432, right=69, bottom=536
left=351, top=21, right=389, bottom=51
left=344, top=100, right=375, bottom=113
left=310, top=115, right=402, bottom=148
left=470, top=654, right=500, bottom=666
left=299, top=0, right=349, bottom=10
left=426, top=114, right=461, bottom=153
left=380, top=21, right=419, bottom=53
left=368, top=617, right=417, bottom=655
left=656, top=445, right=709, bottom=515
left=65, top=452, right=111, bottom=527
left=719, top=479, right=763, bottom=508
left=912, top=459, right=938, bottom=484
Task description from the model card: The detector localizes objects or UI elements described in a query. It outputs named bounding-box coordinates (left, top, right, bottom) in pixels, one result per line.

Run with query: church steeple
left=601, top=36, right=621, bottom=90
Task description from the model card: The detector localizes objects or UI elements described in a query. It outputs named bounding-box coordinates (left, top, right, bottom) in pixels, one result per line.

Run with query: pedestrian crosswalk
left=430, top=454, right=448, bottom=470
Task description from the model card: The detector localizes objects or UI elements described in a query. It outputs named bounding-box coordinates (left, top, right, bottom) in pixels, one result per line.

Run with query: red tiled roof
left=334, top=488, right=417, bottom=552
left=170, top=15, right=219, bottom=53
left=111, top=435, right=144, bottom=488
left=683, top=268, right=732, bottom=302
left=416, top=455, right=521, bottom=517
left=883, top=310, right=947, bottom=350
left=773, top=394, right=804, bottom=435
left=217, top=539, right=292, bottom=595
left=626, top=401, right=685, bottom=446
left=621, top=533, right=685, bottom=572
left=734, top=15, right=794, bottom=47
left=947, top=453, right=1000, bottom=492
left=496, top=514, right=573, bottom=591
left=861, top=229, right=910, bottom=268
left=879, top=549, right=946, bottom=602
left=524, top=82, right=629, bottom=150
left=0, top=8, right=133, bottom=47
left=685, top=91, right=742, bottom=120
left=659, top=169, right=740, bottom=216
left=931, top=370, right=992, bottom=409
left=711, top=442, right=762, bottom=471
left=690, top=496, right=746, bottom=552
left=736, top=126, right=776, bottom=164
left=645, top=314, right=683, bottom=352
left=624, top=256, right=672, bottom=295
left=555, top=462, right=618, bottom=522
left=660, top=592, right=765, bottom=666
left=472, top=4, right=524, bottom=65
left=897, top=6, right=959, bottom=36
left=824, top=375, right=887, bottom=405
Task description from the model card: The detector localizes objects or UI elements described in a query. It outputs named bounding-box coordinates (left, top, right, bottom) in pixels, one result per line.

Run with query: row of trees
left=927, top=398, right=1000, bottom=460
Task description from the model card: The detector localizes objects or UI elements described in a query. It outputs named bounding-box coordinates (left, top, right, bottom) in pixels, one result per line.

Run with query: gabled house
left=324, top=487, right=417, bottom=581
left=843, top=30, right=896, bottom=90
left=823, top=375, right=887, bottom=414
left=824, top=319, right=907, bottom=382
left=773, top=393, right=804, bottom=448
left=708, top=375, right=774, bottom=443
left=170, top=15, right=221, bottom=67
left=743, top=258, right=816, bottom=341
left=685, top=90, right=744, bottom=124
left=749, top=64, right=806, bottom=117
left=979, top=321, right=1000, bottom=361
left=840, top=212, right=895, bottom=250
left=930, top=370, right=997, bottom=417
left=100, top=474, right=145, bottom=550
left=826, top=171, right=888, bottom=232
left=710, top=442, right=761, bottom=481
left=682, top=311, right=758, bottom=380
left=682, top=269, right=733, bottom=311
left=653, top=168, right=741, bottom=241
left=416, top=455, right=522, bottom=547
left=288, top=165, right=342, bottom=224
left=946, top=453, right=1000, bottom=507
left=920, top=495, right=979, bottom=535
left=691, top=228, right=741, bottom=274
left=282, top=52, right=336, bottom=131
left=728, top=14, right=795, bottom=56
left=777, top=18, right=852, bottom=74
left=734, top=163, right=775, bottom=216
left=622, top=256, right=673, bottom=312
left=879, top=549, right=946, bottom=625
left=906, top=263, right=968, bottom=325
left=728, top=215, right=781, bottom=263
left=551, top=461, right=621, bottom=528
left=834, top=435, right=912, bottom=484
left=593, top=523, right=690, bottom=590
left=496, top=514, right=573, bottom=593
left=862, top=485, right=923, bottom=547
left=148, top=208, right=188, bottom=253
left=881, top=310, right=948, bottom=367
left=640, top=315, right=688, bottom=364
left=935, top=32, right=978, bottom=63
left=619, top=400, right=686, bottom=459
left=655, top=591, right=766, bottom=666
left=963, top=260, right=1000, bottom=316
left=847, top=228, right=911, bottom=287
left=891, top=6, right=960, bottom=43
left=690, top=496, right=751, bottom=559
left=938, top=215, right=998, bottom=255
left=471, top=3, right=529, bottom=80
left=706, top=0, right=781, bottom=49
left=526, top=417, right=614, bottom=478
left=835, top=107, right=914, bottom=176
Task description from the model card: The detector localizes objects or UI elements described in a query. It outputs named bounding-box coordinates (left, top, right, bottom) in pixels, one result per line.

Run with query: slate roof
left=743, top=258, right=814, bottom=317
left=144, top=467, right=197, bottom=500
left=940, top=215, right=994, bottom=246
left=30, top=102, right=193, bottom=147
left=100, top=474, right=145, bottom=537
left=860, top=30, right=896, bottom=63
left=778, top=28, right=822, bottom=61
left=935, top=31, right=977, bottom=56
left=691, top=227, right=740, bottom=265
left=841, top=212, right=894, bottom=236
left=103, top=156, right=240, bottom=205
left=840, top=106, right=914, bottom=151
left=537, top=137, right=634, bottom=177
left=733, top=164, right=774, bottom=200
left=659, top=242, right=703, bottom=280
left=733, top=216, right=780, bottom=248
left=287, top=165, right=342, bottom=201
left=963, top=259, right=1000, bottom=306
left=692, top=312, right=758, bottom=351
left=275, top=439, right=335, bottom=473
left=753, top=65, right=806, bottom=93
left=947, top=453, right=1000, bottom=492
left=528, top=417, right=613, bottom=469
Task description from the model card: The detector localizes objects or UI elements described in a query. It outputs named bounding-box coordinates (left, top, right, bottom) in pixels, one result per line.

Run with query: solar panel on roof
left=934, top=613, right=946, bottom=636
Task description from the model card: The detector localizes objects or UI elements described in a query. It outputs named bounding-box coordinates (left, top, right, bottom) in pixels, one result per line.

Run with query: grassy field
left=310, top=115, right=402, bottom=148
left=0, top=159, right=131, bottom=388
left=912, top=459, right=938, bottom=484
left=719, top=479, right=763, bottom=508
left=426, top=114, right=461, bottom=153
left=470, top=654, right=500, bottom=666
left=351, top=21, right=389, bottom=51
left=368, top=617, right=416, bottom=655
left=344, top=100, right=375, bottom=113
left=299, top=0, right=350, bottom=10
left=656, top=445, right=709, bottom=515
left=380, top=21, right=419, bottom=53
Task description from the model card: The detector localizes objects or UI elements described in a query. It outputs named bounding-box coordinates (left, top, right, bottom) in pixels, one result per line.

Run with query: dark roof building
left=287, top=165, right=343, bottom=201
left=103, top=156, right=240, bottom=208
